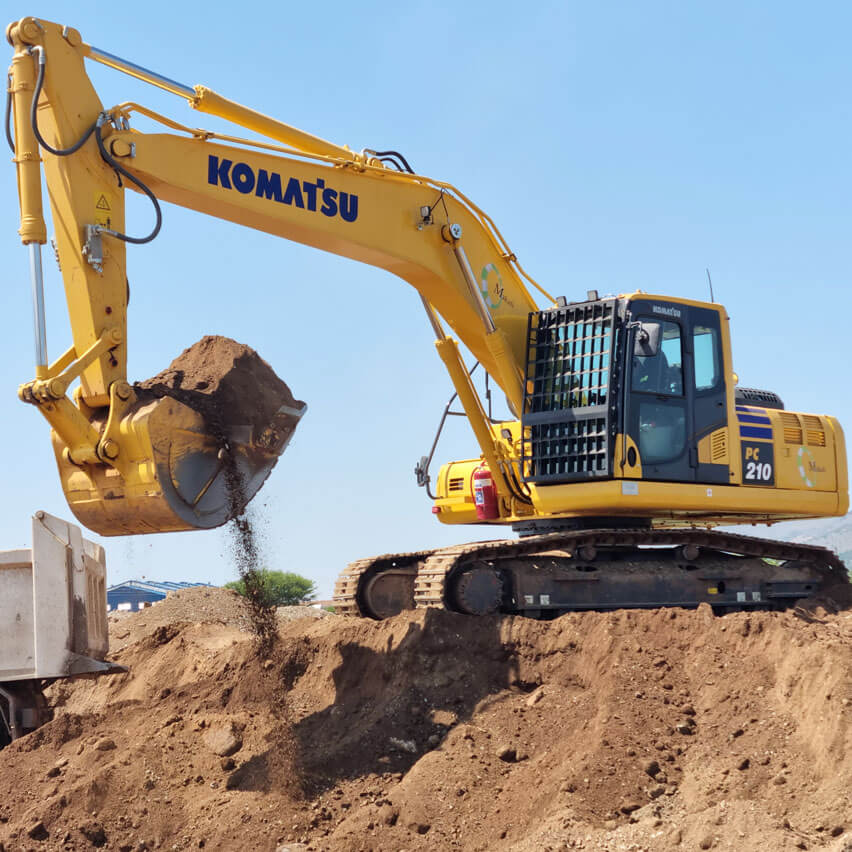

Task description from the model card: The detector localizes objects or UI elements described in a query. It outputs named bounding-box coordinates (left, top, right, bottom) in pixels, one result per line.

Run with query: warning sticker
left=94, top=192, right=112, bottom=228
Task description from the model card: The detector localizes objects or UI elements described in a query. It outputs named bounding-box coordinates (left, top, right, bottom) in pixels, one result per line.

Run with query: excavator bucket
left=51, top=337, right=306, bottom=537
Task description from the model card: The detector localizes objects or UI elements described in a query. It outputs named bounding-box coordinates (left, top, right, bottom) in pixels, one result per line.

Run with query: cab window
left=693, top=324, right=721, bottom=391
left=631, top=320, right=683, bottom=396
left=637, top=400, right=686, bottom=464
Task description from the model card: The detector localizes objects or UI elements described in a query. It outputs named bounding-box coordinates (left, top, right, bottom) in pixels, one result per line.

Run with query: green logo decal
left=797, top=446, right=815, bottom=488
left=480, top=263, right=504, bottom=310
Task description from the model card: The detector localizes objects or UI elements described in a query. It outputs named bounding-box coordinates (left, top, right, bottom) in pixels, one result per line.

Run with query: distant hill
left=729, top=513, right=852, bottom=567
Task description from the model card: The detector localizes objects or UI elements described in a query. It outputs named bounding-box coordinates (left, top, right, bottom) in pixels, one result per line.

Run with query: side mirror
left=634, top=321, right=661, bottom=357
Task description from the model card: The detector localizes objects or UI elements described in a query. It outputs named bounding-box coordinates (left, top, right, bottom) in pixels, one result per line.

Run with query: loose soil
left=1, top=587, right=850, bottom=851
left=135, top=335, right=304, bottom=438
left=135, top=336, right=305, bottom=644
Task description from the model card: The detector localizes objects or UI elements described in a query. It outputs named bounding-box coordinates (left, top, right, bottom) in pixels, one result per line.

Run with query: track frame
left=333, top=529, right=847, bottom=619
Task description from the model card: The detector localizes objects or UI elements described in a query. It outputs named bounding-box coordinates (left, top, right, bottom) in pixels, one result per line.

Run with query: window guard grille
left=521, top=300, right=617, bottom=483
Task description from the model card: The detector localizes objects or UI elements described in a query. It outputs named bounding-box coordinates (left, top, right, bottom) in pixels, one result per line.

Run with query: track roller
left=452, top=565, right=504, bottom=615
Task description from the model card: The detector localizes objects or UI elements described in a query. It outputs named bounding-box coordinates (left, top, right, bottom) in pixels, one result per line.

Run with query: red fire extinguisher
left=473, top=463, right=499, bottom=521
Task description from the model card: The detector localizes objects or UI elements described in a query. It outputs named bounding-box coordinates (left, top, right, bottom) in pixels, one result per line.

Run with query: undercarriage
left=333, top=528, right=848, bottom=619
left=0, top=681, right=51, bottom=747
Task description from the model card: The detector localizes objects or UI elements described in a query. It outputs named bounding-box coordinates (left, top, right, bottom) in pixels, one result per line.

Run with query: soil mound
left=135, top=335, right=305, bottom=437
left=1, top=592, right=850, bottom=851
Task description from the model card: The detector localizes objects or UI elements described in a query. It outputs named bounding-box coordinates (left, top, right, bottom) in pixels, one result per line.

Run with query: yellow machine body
left=435, top=409, right=848, bottom=527
left=434, top=293, right=848, bottom=528
left=6, top=17, right=848, bottom=538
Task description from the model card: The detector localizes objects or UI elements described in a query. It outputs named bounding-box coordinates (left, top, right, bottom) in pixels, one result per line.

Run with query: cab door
left=689, top=305, right=729, bottom=484
left=624, top=300, right=728, bottom=484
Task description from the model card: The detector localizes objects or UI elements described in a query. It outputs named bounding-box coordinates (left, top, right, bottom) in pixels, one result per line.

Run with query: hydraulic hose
left=371, top=149, right=414, bottom=174
left=25, top=45, right=161, bottom=245
left=4, top=73, right=14, bottom=153
left=29, top=46, right=96, bottom=156
left=94, top=119, right=162, bottom=244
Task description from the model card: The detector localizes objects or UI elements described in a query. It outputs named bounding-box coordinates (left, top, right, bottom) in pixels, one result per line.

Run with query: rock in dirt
left=79, top=821, right=107, bottom=847
left=389, top=737, right=418, bottom=754
left=525, top=685, right=546, bottom=707
left=27, top=820, right=48, bottom=840
left=496, top=744, right=517, bottom=762
left=642, top=758, right=661, bottom=777
left=202, top=722, right=242, bottom=757
left=377, top=804, right=399, bottom=826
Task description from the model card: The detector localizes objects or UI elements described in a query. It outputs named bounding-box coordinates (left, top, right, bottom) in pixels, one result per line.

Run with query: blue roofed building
left=107, top=580, right=215, bottom=612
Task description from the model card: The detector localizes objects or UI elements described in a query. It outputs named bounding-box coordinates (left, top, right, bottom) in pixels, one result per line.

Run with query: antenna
left=705, top=268, right=715, bottom=303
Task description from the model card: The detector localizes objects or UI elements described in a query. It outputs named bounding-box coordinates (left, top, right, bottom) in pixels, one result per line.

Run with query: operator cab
left=521, top=294, right=730, bottom=486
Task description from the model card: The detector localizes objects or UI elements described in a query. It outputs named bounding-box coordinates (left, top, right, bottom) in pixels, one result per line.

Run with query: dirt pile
left=135, top=335, right=304, bottom=439
left=1, top=590, right=850, bottom=851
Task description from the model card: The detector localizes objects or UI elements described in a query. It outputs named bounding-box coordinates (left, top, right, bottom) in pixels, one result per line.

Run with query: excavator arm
left=7, top=16, right=548, bottom=535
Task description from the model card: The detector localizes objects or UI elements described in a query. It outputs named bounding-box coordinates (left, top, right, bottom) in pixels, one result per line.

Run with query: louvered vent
left=779, top=412, right=803, bottom=444
left=802, top=415, right=826, bottom=447
left=522, top=299, right=617, bottom=483
left=447, top=477, right=465, bottom=492
left=710, top=429, right=728, bottom=462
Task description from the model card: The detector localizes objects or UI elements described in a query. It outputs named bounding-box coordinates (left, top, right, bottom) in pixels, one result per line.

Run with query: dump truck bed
left=0, top=511, right=112, bottom=682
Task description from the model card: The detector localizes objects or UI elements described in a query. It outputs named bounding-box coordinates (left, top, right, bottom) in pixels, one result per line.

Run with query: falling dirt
left=220, top=459, right=276, bottom=652
left=135, top=336, right=305, bottom=647
left=1, top=587, right=851, bottom=851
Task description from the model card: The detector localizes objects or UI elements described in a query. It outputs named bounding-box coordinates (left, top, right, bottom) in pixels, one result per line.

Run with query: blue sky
left=2, top=2, right=850, bottom=596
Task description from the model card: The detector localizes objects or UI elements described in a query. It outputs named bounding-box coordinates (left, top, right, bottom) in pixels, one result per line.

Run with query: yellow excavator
left=7, top=17, right=849, bottom=619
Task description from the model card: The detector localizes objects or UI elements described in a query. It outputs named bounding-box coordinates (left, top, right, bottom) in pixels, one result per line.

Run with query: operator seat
left=632, top=350, right=671, bottom=394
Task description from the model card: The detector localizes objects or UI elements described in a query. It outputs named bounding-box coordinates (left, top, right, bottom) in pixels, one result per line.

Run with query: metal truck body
left=0, top=511, right=113, bottom=744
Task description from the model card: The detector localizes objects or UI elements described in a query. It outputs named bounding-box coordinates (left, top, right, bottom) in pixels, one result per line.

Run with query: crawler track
left=333, top=528, right=847, bottom=619
left=333, top=550, right=435, bottom=618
